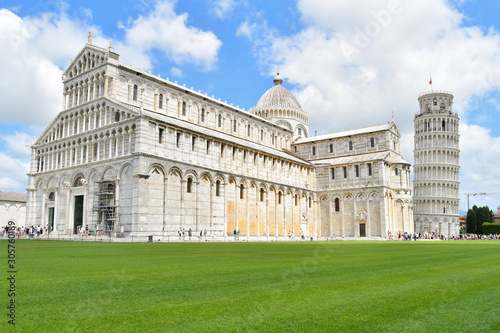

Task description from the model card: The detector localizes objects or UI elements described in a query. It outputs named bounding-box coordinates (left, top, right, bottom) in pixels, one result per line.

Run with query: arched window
left=278, top=192, right=282, bottom=204
left=355, top=165, right=359, bottom=177
left=240, top=184, right=244, bottom=199
left=159, top=94, right=163, bottom=109
left=312, top=146, right=316, bottom=155
left=298, top=128, right=302, bottom=136
left=260, top=188, right=265, bottom=202
left=349, top=141, right=353, bottom=150
left=247, top=125, right=251, bottom=137
left=182, top=101, right=187, bottom=116
left=442, top=120, right=445, bottom=130
left=216, top=180, right=220, bottom=197
left=309, top=197, right=312, bottom=208
left=370, top=137, right=374, bottom=147
left=48, top=192, right=55, bottom=201
left=335, top=198, right=340, bottom=212
left=395, top=168, right=398, bottom=176
left=218, top=114, right=222, bottom=127
left=201, top=108, right=205, bottom=122
left=233, top=119, right=237, bottom=132
left=261, top=129, right=264, bottom=141
left=295, top=194, right=298, bottom=206
left=115, top=112, right=120, bottom=122
left=187, top=178, right=193, bottom=193
left=329, top=144, right=333, bottom=153
left=133, top=85, right=138, bottom=101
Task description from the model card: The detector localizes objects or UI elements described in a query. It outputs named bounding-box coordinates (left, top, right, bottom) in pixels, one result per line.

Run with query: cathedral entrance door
left=73, top=195, right=84, bottom=234
left=48, top=207, right=54, bottom=233
left=359, top=223, right=366, bottom=237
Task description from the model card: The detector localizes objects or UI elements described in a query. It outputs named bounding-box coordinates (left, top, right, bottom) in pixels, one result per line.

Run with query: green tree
left=469, top=205, right=494, bottom=234
left=466, top=209, right=476, bottom=233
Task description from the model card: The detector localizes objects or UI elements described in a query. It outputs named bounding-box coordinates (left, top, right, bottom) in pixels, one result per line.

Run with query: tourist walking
left=188, top=228, right=192, bottom=240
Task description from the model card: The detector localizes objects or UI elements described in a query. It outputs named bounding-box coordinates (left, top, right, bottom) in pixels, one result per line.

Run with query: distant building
left=0, top=191, right=27, bottom=227
left=494, top=206, right=500, bottom=225
left=413, top=91, right=460, bottom=237
left=459, top=215, right=466, bottom=231
left=26, top=39, right=413, bottom=239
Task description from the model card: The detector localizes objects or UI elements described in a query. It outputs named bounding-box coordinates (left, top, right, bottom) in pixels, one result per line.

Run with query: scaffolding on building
left=93, top=180, right=117, bottom=235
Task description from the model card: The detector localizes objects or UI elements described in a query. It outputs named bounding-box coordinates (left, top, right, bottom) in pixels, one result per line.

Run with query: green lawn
left=4, top=240, right=500, bottom=332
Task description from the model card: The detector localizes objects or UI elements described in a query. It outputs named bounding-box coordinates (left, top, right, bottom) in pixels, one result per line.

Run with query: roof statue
left=88, top=31, right=92, bottom=44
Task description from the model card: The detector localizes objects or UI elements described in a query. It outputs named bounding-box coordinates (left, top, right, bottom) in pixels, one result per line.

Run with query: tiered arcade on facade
left=413, top=91, right=460, bottom=237
left=26, top=40, right=415, bottom=239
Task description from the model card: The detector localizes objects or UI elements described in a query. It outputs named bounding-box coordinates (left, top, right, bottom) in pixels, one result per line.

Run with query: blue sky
left=1, top=0, right=500, bottom=212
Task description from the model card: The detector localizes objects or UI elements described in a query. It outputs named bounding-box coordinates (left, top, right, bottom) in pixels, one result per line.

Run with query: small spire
left=392, top=111, right=395, bottom=123
left=88, top=31, right=92, bottom=44
left=108, top=39, right=115, bottom=52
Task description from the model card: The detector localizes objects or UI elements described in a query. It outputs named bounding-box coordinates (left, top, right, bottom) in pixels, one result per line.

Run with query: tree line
left=466, top=205, right=494, bottom=234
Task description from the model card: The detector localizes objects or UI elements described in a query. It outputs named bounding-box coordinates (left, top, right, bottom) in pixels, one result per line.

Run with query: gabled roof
left=0, top=191, right=27, bottom=203
left=295, top=122, right=399, bottom=144
left=34, top=97, right=139, bottom=147
left=63, top=43, right=109, bottom=77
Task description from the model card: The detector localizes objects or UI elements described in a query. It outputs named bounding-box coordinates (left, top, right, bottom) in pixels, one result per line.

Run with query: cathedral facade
left=25, top=40, right=413, bottom=239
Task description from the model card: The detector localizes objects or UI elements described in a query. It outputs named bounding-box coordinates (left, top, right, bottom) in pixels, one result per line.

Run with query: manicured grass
left=4, top=240, right=500, bottom=332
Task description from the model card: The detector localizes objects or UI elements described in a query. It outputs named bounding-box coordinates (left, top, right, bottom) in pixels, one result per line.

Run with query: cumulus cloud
left=0, top=152, right=30, bottom=192
left=2, top=132, right=32, bottom=157
left=117, top=0, right=222, bottom=71
left=211, top=0, right=238, bottom=19
left=240, top=0, right=500, bottom=211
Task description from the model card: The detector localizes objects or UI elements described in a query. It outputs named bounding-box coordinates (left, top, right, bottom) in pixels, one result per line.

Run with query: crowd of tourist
left=1, top=225, right=50, bottom=239
left=1, top=225, right=499, bottom=241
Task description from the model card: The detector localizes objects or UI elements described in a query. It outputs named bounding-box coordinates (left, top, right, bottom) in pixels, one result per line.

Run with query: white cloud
left=243, top=0, right=500, bottom=211
left=0, top=152, right=30, bottom=192
left=0, top=178, right=25, bottom=192
left=236, top=21, right=255, bottom=38
left=117, top=0, right=222, bottom=71
left=0, top=8, right=107, bottom=125
left=170, top=67, right=184, bottom=78
left=211, top=0, right=238, bottom=19
left=2, top=132, right=32, bottom=157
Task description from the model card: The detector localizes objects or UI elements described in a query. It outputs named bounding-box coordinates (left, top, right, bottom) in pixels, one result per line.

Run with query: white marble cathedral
left=413, top=91, right=460, bottom=237
left=26, top=39, right=414, bottom=239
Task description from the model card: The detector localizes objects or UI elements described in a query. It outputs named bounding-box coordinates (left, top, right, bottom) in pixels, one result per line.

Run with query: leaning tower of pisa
left=413, top=91, right=460, bottom=237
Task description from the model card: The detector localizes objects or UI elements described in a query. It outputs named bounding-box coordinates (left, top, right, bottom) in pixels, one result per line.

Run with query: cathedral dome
left=251, top=73, right=309, bottom=138
left=254, top=74, right=303, bottom=112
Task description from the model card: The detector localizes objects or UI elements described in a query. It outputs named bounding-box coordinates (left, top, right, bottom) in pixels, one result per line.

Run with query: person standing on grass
left=178, top=229, right=182, bottom=240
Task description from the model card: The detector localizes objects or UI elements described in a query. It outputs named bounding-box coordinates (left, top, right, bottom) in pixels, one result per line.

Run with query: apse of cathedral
left=26, top=38, right=421, bottom=239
